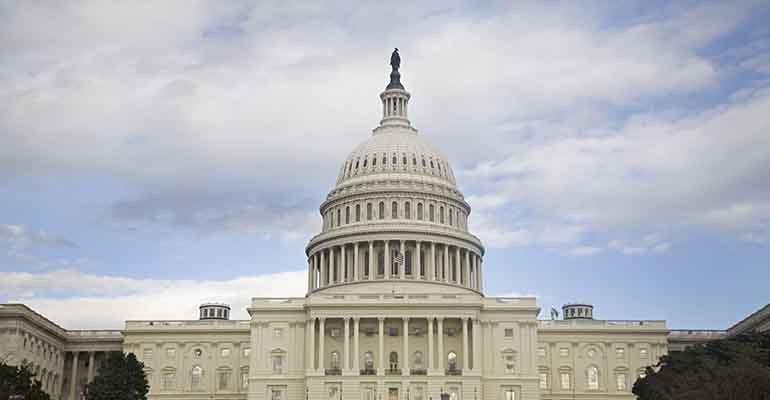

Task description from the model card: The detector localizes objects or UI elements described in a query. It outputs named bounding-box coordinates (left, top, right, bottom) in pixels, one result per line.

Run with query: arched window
left=392, top=202, right=398, bottom=219
left=345, top=207, right=350, bottom=224
left=417, top=203, right=423, bottom=220
left=392, top=155, right=397, bottom=165
left=356, top=204, right=361, bottom=222
left=429, top=205, right=435, bottom=222
left=405, top=202, right=411, bottom=219
left=587, top=366, right=600, bottom=390
left=389, top=351, right=399, bottom=370
left=439, top=206, right=445, bottom=223
left=364, top=352, right=374, bottom=369
left=367, top=203, right=372, bottom=220
left=191, top=366, right=204, bottom=391
left=447, top=352, right=457, bottom=371
left=379, top=202, right=385, bottom=219
left=330, top=351, right=340, bottom=370
left=363, top=157, right=367, bottom=167
left=373, top=155, right=377, bottom=166
left=336, top=209, right=341, bottom=226
left=449, top=209, right=453, bottom=225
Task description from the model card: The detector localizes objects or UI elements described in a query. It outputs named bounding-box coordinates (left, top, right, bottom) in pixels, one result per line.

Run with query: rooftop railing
left=538, top=319, right=666, bottom=329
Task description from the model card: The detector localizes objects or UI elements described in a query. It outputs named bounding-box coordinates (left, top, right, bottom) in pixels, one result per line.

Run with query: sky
left=1, top=0, right=769, bottom=330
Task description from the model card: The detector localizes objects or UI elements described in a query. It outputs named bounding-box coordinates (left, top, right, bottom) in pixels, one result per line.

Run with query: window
left=330, top=351, right=340, bottom=369
left=587, top=348, right=596, bottom=358
left=336, top=209, right=341, bottom=226
left=447, top=351, right=457, bottom=371
left=243, top=347, right=251, bottom=357
left=449, top=209, right=453, bottom=225
left=367, top=203, right=372, bottom=220
left=379, top=202, right=385, bottom=219
left=417, top=203, right=423, bottom=220
left=559, top=348, right=569, bottom=357
left=274, top=328, right=283, bottom=337
left=616, top=347, right=625, bottom=359
left=537, top=347, right=546, bottom=357
left=161, top=368, right=176, bottom=391
left=191, top=366, right=204, bottom=391
left=389, top=351, right=398, bottom=370
left=345, top=207, right=350, bottom=224
left=373, top=155, right=377, bottom=166
left=392, top=155, right=397, bottom=165
left=587, top=366, right=599, bottom=390
left=539, top=372, right=549, bottom=389
left=142, top=348, right=153, bottom=360
left=616, top=372, right=627, bottom=391
left=639, top=348, right=649, bottom=358
left=221, top=348, right=231, bottom=357
left=356, top=204, right=361, bottom=222
left=405, top=202, right=411, bottom=219
left=560, top=372, right=571, bottom=389
left=272, top=388, right=284, bottom=400
left=272, top=354, right=284, bottom=374
left=364, top=351, right=374, bottom=369
left=217, top=368, right=231, bottom=390
left=503, top=350, right=515, bottom=374
left=413, top=386, right=424, bottom=400
left=241, top=367, right=249, bottom=389
left=392, top=202, right=398, bottom=219
left=412, top=351, right=424, bottom=369
left=439, top=206, right=445, bottom=223
left=504, top=328, right=514, bottom=337
left=504, top=389, right=515, bottom=400
left=429, top=204, right=435, bottom=221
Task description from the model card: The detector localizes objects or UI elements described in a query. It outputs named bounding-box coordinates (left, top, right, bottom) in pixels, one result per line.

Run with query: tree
left=633, top=331, right=770, bottom=400
left=0, top=362, right=51, bottom=400
left=86, top=352, right=148, bottom=400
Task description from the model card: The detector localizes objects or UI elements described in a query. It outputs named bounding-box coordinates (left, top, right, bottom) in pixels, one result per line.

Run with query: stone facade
left=1, top=57, right=763, bottom=400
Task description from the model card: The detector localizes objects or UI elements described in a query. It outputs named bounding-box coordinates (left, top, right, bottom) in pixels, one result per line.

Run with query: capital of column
left=343, top=317, right=351, bottom=322
left=377, top=317, right=385, bottom=322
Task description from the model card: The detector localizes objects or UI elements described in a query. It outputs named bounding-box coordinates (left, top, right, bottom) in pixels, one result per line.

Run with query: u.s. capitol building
left=2, top=51, right=765, bottom=400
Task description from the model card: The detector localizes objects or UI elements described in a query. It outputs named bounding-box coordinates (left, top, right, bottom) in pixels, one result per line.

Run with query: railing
left=385, top=368, right=402, bottom=376
left=325, top=368, right=342, bottom=376
left=125, top=320, right=250, bottom=329
left=360, top=368, right=377, bottom=376
left=410, top=368, right=427, bottom=376
left=67, top=330, right=122, bottom=338
left=668, top=330, right=727, bottom=339
left=538, top=319, right=666, bottom=329
left=445, top=368, right=462, bottom=376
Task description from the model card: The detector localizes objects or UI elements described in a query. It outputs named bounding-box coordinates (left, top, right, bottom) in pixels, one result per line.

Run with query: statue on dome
left=390, top=48, right=400, bottom=71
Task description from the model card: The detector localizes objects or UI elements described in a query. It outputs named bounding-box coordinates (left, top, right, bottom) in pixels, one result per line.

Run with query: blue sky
left=1, top=1, right=769, bottom=329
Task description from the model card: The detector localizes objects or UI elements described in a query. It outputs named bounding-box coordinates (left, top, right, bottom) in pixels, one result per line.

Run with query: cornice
left=306, top=224, right=484, bottom=254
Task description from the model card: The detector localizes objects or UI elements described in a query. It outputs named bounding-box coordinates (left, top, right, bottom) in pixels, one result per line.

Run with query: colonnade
left=307, top=240, right=483, bottom=292
left=64, top=351, right=101, bottom=400
left=305, top=316, right=481, bottom=376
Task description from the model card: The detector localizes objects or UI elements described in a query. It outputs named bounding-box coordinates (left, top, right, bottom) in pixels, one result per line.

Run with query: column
left=403, top=317, right=409, bottom=376
left=472, top=319, right=481, bottom=372
left=308, top=257, right=313, bottom=291
left=384, top=241, right=390, bottom=279
left=378, top=318, right=385, bottom=374
left=353, top=318, right=360, bottom=372
left=478, top=256, right=484, bottom=292
left=368, top=241, right=375, bottom=280
left=464, top=251, right=471, bottom=287
left=87, top=351, right=95, bottom=383
left=320, top=250, right=327, bottom=286
left=400, top=240, right=406, bottom=279
left=443, top=246, right=449, bottom=282
left=340, top=245, right=347, bottom=283
left=330, top=247, right=336, bottom=283
left=455, top=247, right=461, bottom=284
left=462, top=319, right=469, bottom=371
left=307, top=319, right=315, bottom=371
left=319, top=318, right=325, bottom=372
left=430, top=242, right=436, bottom=281
left=353, top=243, right=359, bottom=281
left=416, top=241, right=422, bottom=279
left=427, top=318, right=434, bottom=371
left=69, top=352, right=78, bottom=400
left=344, top=318, right=351, bottom=371
left=437, top=318, right=444, bottom=372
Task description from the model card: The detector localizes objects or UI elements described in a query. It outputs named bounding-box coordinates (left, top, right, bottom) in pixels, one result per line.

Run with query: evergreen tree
left=633, top=331, right=770, bottom=400
left=0, top=362, right=51, bottom=400
left=86, top=352, right=148, bottom=400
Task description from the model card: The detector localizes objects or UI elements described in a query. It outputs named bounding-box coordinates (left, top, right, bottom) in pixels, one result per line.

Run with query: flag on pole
left=394, top=251, right=404, bottom=267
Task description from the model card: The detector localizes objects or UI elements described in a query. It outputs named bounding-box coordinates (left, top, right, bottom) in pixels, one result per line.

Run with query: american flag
left=393, top=251, right=404, bottom=267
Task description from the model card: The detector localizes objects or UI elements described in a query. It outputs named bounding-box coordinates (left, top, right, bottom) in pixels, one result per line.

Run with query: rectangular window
left=143, top=348, right=153, bottom=360
left=274, top=328, right=283, bottom=337
left=560, top=372, right=571, bottom=389
left=559, top=348, right=569, bottom=357
left=241, top=370, right=249, bottom=389
left=539, top=372, right=548, bottom=389
left=537, top=347, right=546, bottom=357
left=272, top=355, right=284, bottom=374
left=217, top=370, right=231, bottom=390
left=504, top=389, right=515, bottom=400
left=616, top=373, right=627, bottom=391
left=504, top=328, right=514, bottom=337
left=388, top=327, right=399, bottom=336
left=162, top=371, right=175, bottom=390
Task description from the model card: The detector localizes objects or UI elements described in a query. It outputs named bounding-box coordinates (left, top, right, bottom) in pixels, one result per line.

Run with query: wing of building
left=1, top=51, right=765, bottom=400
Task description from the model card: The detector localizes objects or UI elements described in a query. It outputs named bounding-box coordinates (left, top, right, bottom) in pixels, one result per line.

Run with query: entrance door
left=388, top=388, right=399, bottom=400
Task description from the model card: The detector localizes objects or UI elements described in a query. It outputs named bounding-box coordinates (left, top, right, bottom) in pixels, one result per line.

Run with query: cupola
left=199, top=302, right=231, bottom=320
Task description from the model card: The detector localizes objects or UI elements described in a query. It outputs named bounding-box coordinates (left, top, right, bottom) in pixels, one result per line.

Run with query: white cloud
left=568, top=246, right=603, bottom=257
left=0, top=269, right=307, bottom=329
left=0, top=224, right=77, bottom=250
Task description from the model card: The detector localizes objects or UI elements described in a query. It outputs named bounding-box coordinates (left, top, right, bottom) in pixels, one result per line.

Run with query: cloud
left=0, top=224, right=77, bottom=250
left=0, top=269, right=307, bottom=329
left=568, top=246, right=603, bottom=257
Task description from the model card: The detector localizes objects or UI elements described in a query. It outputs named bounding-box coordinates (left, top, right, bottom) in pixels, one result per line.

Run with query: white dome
left=335, top=128, right=457, bottom=189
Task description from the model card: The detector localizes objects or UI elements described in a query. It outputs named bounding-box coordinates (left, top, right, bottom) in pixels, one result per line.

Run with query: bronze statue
left=390, top=48, right=400, bottom=71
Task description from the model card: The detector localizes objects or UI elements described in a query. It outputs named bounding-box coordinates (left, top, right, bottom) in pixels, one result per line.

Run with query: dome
left=335, top=128, right=457, bottom=190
